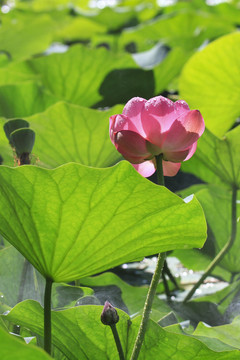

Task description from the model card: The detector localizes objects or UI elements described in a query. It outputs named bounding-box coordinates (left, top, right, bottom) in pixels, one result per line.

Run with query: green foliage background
left=0, top=0, right=240, bottom=359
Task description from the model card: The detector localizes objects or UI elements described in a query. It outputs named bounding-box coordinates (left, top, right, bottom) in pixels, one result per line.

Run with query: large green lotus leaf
left=15, top=0, right=90, bottom=11
left=118, top=0, right=156, bottom=6
left=154, top=47, right=192, bottom=94
left=0, top=102, right=122, bottom=168
left=120, top=11, right=234, bottom=52
left=0, top=61, right=37, bottom=86
left=0, top=162, right=206, bottom=283
left=193, top=317, right=240, bottom=350
left=0, top=13, right=55, bottom=61
left=186, top=185, right=240, bottom=273
left=89, top=6, right=137, bottom=32
left=162, top=0, right=240, bottom=23
left=179, top=32, right=240, bottom=136
left=56, top=15, right=106, bottom=42
left=51, top=283, right=93, bottom=309
left=0, top=82, right=58, bottom=118
left=29, top=102, right=122, bottom=168
left=178, top=184, right=240, bottom=273
left=164, top=0, right=240, bottom=30
left=0, top=327, right=52, bottom=360
left=181, top=127, right=240, bottom=188
left=26, top=44, right=137, bottom=107
left=79, top=272, right=171, bottom=315
left=4, top=300, right=240, bottom=360
left=210, top=2, right=240, bottom=23
left=165, top=323, right=236, bottom=352
left=96, top=68, right=154, bottom=107
left=5, top=300, right=130, bottom=360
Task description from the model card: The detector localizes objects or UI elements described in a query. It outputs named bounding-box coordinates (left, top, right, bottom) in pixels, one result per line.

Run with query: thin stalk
left=110, top=324, right=125, bottom=360
left=156, top=154, right=164, bottom=186
left=44, top=277, right=53, bottom=355
left=162, top=270, right=171, bottom=298
left=75, top=279, right=80, bottom=286
left=130, top=253, right=166, bottom=360
left=163, top=259, right=180, bottom=290
left=183, top=185, right=238, bottom=303
left=130, top=154, right=166, bottom=360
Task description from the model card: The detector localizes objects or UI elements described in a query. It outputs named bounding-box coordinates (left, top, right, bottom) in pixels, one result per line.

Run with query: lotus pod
left=10, top=128, right=35, bottom=156
left=4, top=119, right=29, bottom=142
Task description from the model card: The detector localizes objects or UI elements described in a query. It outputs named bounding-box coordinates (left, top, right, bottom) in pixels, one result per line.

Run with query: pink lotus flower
left=109, top=96, right=205, bottom=177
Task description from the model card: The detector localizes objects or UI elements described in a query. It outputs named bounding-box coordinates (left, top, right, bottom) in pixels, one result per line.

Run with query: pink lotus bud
left=109, top=96, right=205, bottom=177
left=101, top=301, right=119, bottom=326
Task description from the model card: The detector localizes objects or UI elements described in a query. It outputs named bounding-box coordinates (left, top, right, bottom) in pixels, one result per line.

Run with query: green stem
left=183, top=185, right=238, bottom=303
left=110, top=324, right=125, bottom=360
left=75, top=279, right=80, bottom=286
left=162, top=270, right=171, bottom=298
left=163, top=259, right=180, bottom=290
left=130, top=253, right=166, bottom=360
left=130, top=154, right=166, bottom=360
left=44, top=277, right=53, bottom=355
left=156, top=154, right=164, bottom=186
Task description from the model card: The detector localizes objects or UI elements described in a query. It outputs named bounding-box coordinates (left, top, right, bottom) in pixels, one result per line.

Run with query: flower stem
left=44, top=277, right=53, bottom=355
left=183, top=185, right=238, bottom=303
left=130, top=252, right=166, bottom=360
left=156, top=154, right=164, bottom=186
left=110, top=324, right=125, bottom=360
left=130, top=154, right=166, bottom=360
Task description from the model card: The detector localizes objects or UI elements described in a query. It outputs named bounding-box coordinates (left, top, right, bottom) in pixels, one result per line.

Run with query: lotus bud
left=101, top=301, right=119, bottom=326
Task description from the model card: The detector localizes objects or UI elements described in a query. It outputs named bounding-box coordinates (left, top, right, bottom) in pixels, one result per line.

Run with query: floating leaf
left=120, top=11, right=234, bottom=52
left=96, top=68, right=154, bottom=107
left=0, top=82, right=57, bottom=118
left=179, top=32, right=240, bottom=136
left=0, top=61, right=37, bottom=86
left=181, top=127, right=240, bottom=188
left=92, top=6, right=137, bottom=31
left=0, top=327, right=52, bottom=359
left=179, top=184, right=240, bottom=274
left=80, top=272, right=171, bottom=315
left=0, top=102, right=123, bottom=168
left=0, top=13, right=55, bottom=61
left=26, top=44, right=137, bottom=107
left=51, top=283, right=93, bottom=309
left=15, top=0, right=91, bottom=11
left=56, top=16, right=106, bottom=42
left=194, top=317, right=240, bottom=350
left=154, top=47, right=192, bottom=94
left=0, top=162, right=206, bottom=282
left=29, top=102, right=122, bottom=168
left=4, top=300, right=240, bottom=360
